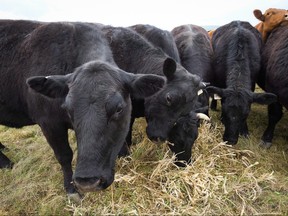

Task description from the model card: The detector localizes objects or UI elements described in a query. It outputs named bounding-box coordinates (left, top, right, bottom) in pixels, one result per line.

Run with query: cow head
left=206, top=86, right=277, bottom=144
left=253, top=8, right=288, bottom=41
left=144, top=58, right=207, bottom=142
left=26, top=60, right=165, bottom=193
left=168, top=109, right=209, bottom=167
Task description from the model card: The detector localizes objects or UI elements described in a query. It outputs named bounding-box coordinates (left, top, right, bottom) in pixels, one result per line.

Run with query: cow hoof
left=0, top=161, right=14, bottom=169
left=259, top=140, right=272, bottom=149
left=67, top=192, right=83, bottom=204
left=0, top=152, right=14, bottom=169
left=241, top=134, right=249, bottom=139
left=0, top=142, right=6, bottom=150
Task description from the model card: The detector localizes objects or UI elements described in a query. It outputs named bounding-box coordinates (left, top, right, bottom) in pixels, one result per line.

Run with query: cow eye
left=106, top=92, right=126, bottom=121
left=166, top=93, right=172, bottom=106
left=116, top=105, right=123, bottom=114
left=61, top=103, right=67, bottom=110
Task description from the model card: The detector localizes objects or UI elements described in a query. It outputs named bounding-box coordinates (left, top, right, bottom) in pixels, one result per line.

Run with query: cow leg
left=260, top=102, right=283, bottom=148
left=39, top=123, right=76, bottom=195
left=0, top=142, right=6, bottom=150
left=240, top=121, right=249, bottom=138
left=0, top=151, right=13, bottom=169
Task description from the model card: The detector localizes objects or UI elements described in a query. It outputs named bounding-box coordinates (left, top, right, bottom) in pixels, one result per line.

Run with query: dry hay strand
left=0, top=126, right=68, bottom=215
left=65, top=120, right=278, bottom=215
left=1, top=111, right=287, bottom=215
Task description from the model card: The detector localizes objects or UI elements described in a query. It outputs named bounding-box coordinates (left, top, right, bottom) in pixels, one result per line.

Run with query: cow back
left=129, top=24, right=181, bottom=63
left=101, top=25, right=167, bottom=75
left=171, top=24, right=213, bottom=82
left=0, top=20, right=114, bottom=127
left=260, top=25, right=288, bottom=109
left=211, top=21, right=262, bottom=89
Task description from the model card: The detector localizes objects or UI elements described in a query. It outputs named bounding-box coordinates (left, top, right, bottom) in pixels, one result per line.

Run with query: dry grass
left=0, top=102, right=287, bottom=215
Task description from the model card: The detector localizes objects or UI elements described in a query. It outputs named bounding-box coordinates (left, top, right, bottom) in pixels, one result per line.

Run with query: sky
left=1, top=0, right=287, bottom=31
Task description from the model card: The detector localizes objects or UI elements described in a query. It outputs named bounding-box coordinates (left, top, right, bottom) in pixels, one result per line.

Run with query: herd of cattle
left=0, top=8, right=287, bottom=199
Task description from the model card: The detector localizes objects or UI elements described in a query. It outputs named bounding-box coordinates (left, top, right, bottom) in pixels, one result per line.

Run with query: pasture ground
left=0, top=99, right=287, bottom=215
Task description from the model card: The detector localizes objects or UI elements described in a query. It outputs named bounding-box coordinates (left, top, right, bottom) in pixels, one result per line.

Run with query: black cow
left=207, top=21, right=277, bottom=144
left=257, top=25, right=288, bottom=148
left=129, top=24, right=181, bottom=63
left=101, top=25, right=206, bottom=160
left=171, top=24, right=213, bottom=114
left=0, top=20, right=165, bottom=198
left=171, top=24, right=213, bottom=82
left=160, top=24, right=213, bottom=164
left=129, top=24, right=211, bottom=166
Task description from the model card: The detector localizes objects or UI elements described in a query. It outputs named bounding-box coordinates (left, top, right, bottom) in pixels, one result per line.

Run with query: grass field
left=0, top=100, right=287, bottom=215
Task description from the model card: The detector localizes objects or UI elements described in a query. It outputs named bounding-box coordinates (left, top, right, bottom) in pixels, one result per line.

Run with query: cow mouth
left=73, top=177, right=106, bottom=193
left=148, top=136, right=166, bottom=144
left=146, top=125, right=168, bottom=143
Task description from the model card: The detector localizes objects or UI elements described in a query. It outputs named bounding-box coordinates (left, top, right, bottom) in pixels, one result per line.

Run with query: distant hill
left=202, top=25, right=219, bottom=31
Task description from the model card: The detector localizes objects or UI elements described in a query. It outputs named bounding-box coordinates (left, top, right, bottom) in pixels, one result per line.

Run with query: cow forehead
left=265, top=8, right=287, bottom=15
left=72, top=63, right=123, bottom=87
left=224, top=90, right=252, bottom=105
left=167, top=77, right=199, bottom=92
left=175, top=68, right=201, bottom=83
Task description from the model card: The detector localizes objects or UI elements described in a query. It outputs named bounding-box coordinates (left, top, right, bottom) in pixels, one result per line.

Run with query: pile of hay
left=0, top=107, right=287, bottom=215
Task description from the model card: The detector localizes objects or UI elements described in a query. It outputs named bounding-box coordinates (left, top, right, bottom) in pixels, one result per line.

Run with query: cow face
left=254, top=8, right=288, bottom=41
left=254, top=8, right=288, bottom=32
left=26, top=60, right=165, bottom=193
left=167, top=110, right=209, bottom=167
left=144, top=58, right=206, bottom=142
left=207, top=86, right=277, bottom=144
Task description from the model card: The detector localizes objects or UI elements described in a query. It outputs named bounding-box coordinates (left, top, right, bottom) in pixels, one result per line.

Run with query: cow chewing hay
left=0, top=104, right=288, bottom=215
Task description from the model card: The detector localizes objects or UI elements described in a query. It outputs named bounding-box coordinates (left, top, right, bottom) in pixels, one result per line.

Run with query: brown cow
left=253, top=8, right=288, bottom=42
left=208, top=29, right=215, bottom=39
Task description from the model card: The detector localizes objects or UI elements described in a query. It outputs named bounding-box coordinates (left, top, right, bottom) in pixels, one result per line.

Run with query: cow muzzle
left=146, top=125, right=167, bottom=143
left=73, top=177, right=108, bottom=193
left=223, top=135, right=238, bottom=145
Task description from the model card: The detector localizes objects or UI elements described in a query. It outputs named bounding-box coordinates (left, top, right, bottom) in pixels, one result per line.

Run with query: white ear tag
left=214, top=94, right=221, bottom=100
left=197, top=89, right=203, bottom=95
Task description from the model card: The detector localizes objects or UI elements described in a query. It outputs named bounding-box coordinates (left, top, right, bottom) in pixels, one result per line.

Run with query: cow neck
left=136, top=54, right=166, bottom=76
left=255, top=22, right=266, bottom=42
left=226, top=66, right=252, bottom=90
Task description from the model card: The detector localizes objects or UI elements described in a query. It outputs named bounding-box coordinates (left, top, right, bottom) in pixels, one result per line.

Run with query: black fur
left=207, top=21, right=277, bottom=144
left=101, top=25, right=206, bottom=158
left=258, top=25, right=288, bottom=148
left=0, top=20, right=164, bottom=194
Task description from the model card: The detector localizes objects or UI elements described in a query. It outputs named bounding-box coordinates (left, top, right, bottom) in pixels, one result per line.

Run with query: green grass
left=0, top=101, right=287, bottom=215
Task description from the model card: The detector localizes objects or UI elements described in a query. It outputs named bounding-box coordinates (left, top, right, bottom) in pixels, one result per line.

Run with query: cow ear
left=206, top=86, right=224, bottom=99
left=253, top=9, right=265, bottom=21
left=252, top=92, right=278, bottom=104
left=128, top=74, right=165, bottom=99
left=26, top=75, right=70, bottom=98
left=163, top=57, right=177, bottom=81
